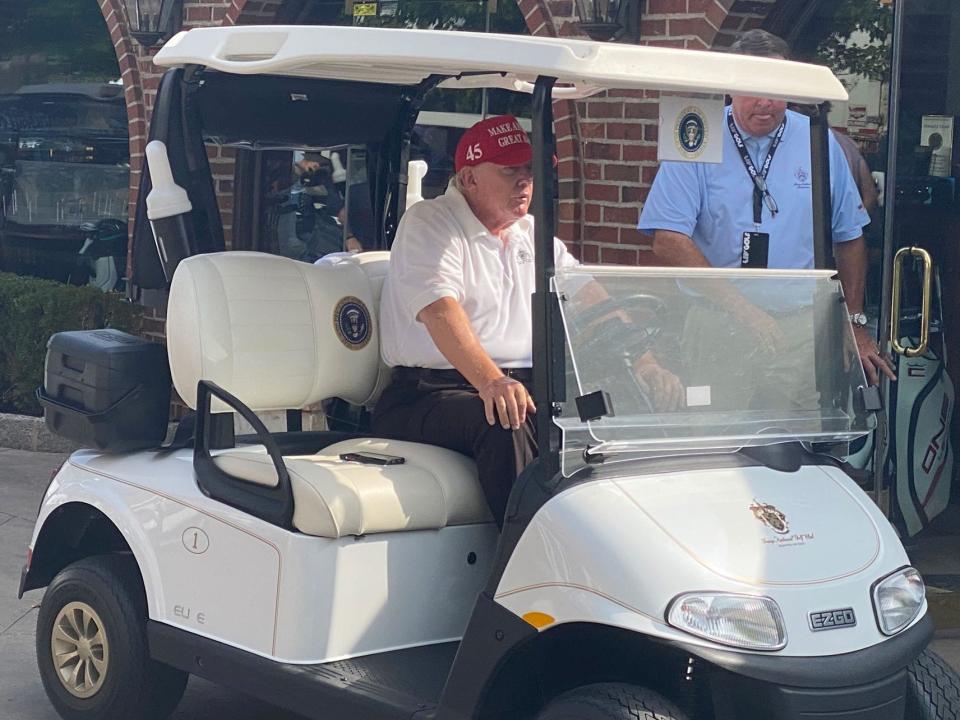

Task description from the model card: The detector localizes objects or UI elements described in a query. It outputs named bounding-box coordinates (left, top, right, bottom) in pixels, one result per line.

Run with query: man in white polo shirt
left=375, top=115, right=679, bottom=526
left=373, top=115, right=563, bottom=527
left=373, top=115, right=681, bottom=525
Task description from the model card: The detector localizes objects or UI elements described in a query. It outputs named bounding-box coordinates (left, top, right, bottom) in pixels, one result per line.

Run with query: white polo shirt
left=380, top=184, right=578, bottom=369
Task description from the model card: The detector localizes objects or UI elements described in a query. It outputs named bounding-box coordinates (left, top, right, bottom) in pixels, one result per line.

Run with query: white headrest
left=167, top=251, right=387, bottom=412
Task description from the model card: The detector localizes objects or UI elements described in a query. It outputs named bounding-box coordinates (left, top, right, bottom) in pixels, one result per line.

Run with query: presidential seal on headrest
left=334, top=296, right=372, bottom=350
left=678, top=112, right=706, bottom=154
left=658, top=96, right=724, bottom=164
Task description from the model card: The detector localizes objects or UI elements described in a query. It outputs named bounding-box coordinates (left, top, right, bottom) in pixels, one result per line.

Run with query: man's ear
left=459, top=167, right=477, bottom=190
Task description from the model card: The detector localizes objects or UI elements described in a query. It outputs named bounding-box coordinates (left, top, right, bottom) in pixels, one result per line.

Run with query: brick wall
left=226, top=0, right=287, bottom=24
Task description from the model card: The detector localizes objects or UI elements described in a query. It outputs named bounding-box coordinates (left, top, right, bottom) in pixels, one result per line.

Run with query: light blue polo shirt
left=638, top=107, right=869, bottom=270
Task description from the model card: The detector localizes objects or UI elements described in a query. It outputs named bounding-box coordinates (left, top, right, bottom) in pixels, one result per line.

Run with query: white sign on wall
left=921, top=115, right=954, bottom=178
left=658, top=96, right=724, bottom=164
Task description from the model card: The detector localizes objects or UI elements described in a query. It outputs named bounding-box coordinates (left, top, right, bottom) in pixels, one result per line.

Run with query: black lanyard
left=727, top=113, right=786, bottom=225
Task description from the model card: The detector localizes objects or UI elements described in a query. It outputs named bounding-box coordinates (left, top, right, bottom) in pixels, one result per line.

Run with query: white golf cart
left=20, top=25, right=960, bottom=720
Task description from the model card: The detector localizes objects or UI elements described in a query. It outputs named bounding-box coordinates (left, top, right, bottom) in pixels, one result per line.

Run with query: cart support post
left=531, top=75, right=560, bottom=480
left=870, top=0, right=906, bottom=514
left=810, top=102, right=833, bottom=269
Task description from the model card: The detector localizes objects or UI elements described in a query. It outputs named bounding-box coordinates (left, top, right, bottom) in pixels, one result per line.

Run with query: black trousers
left=371, top=367, right=538, bottom=527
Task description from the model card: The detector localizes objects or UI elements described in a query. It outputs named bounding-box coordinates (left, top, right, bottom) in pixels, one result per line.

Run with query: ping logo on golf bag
left=922, top=396, right=950, bottom=474
left=749, top=500, right=789, bottom=534
left=333, top=296, right=372, bottom=350
left=808, top=607, right=856, bottom=632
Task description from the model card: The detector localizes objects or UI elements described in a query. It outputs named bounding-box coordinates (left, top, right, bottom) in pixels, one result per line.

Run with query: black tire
left=906, top=647, right=960, bottom=720
left=537, top=683, right=689, bottom=720
left=36, top=554, right=189, bottom=720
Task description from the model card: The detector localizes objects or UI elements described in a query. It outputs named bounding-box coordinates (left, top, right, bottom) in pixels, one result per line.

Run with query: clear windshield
left=554, top=266, right=873, bottom=474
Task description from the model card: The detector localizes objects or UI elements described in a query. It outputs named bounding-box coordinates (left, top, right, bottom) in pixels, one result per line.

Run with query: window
left=0, top=2, right=128, bottom=291
left=232, top=145, right=371, bottom=259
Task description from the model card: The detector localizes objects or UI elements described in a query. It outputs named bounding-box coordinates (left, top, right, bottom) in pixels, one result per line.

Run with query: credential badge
left=749, top=500, right=790, bottom=535
left=333, top=296, right=372, bottom=350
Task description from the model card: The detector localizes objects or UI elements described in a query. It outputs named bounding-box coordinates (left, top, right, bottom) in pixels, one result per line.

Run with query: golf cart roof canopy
left=154, top=25, right=848, bottom=104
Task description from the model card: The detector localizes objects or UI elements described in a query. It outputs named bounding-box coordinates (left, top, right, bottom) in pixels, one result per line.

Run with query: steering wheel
left=566, top=294, right=670, bottom=418
left=570, top=293, right=667, bottom=362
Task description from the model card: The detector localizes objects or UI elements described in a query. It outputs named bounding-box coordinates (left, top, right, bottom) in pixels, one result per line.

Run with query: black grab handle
left=193, top=380, right=295, bottom=530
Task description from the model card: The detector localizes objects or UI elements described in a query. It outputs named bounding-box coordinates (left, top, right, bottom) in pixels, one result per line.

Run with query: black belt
left=392, top=366, right=533, bottom=387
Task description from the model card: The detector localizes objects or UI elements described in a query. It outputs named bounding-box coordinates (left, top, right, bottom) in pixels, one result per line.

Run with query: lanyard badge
left=727, top=114, right=785, bottom=226
left=741, top=231, right=770, bottom=268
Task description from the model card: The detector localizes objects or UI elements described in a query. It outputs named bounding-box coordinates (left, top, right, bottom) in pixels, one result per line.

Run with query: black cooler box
left=38, top=329, right=171, bottom=453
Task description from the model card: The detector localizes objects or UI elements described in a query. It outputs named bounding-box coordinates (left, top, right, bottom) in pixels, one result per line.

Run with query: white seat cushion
left=212, top=438, right=493, bottom=537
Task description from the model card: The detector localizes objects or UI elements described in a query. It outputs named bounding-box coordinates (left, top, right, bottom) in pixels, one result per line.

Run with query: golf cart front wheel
left=906, top=647, right=960, bottom=719
left=537, top=683, right=689, bottom=720
left=36, top=555, right=188, bottom=720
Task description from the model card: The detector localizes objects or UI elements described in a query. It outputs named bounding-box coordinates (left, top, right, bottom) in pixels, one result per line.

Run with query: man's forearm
left=652, top=230, right=712, bottom=267
left=652, top=229, right=756, bottom=315
left=834, top=236, right=867, bottom=313
left=417, top=297, right=503, bottom=388
left=834, top=235, right=896, bottom=383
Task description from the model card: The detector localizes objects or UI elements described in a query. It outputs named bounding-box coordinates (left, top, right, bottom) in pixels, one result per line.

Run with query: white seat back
left=167, top=251, right=389, bottom=411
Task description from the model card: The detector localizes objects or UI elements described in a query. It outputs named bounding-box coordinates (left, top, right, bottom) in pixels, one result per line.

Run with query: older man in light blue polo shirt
left=639, top=29, right=895, bottom=389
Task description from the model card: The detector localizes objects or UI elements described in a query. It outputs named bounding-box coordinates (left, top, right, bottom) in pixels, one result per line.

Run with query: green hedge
left=0, top=272, right=143, bottom=416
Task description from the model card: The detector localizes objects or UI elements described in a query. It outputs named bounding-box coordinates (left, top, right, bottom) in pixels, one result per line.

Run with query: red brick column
left=227, top=0, right=287, bottom=25
left=104, top=0, right=239, bottom=254
left=100, top=0, right=148, bottom=278
left=713, top=0, right=780, bottom=47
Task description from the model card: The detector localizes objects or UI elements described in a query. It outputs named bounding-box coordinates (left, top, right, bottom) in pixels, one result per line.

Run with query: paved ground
left=1, top=447, right=959, bottom=719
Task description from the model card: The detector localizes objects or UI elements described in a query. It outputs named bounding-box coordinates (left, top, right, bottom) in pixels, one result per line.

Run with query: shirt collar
left=444, top=182, right=533, bottom=244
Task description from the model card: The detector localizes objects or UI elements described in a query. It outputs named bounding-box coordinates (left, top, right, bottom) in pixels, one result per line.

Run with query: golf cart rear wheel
left=36, top=555, right=188, bottom=720
left=906, top=647, right=960, bottom=719
left=537, top=683, right=689, bottom=720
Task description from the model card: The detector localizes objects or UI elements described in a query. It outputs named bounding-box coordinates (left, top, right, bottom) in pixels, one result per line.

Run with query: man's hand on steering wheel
left=633, top=354, right=684, bottom=412
left=479, top=375, right=536, bottom=430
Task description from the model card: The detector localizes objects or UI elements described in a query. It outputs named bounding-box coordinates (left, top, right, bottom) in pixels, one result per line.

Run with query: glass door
left=881, top=0, right=958, bottom=536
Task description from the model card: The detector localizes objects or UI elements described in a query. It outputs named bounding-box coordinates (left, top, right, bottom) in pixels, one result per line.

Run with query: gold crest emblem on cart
left=749, top=500, right=790, bottom=535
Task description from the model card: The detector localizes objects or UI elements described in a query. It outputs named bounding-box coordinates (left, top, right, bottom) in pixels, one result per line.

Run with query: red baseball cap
left=454, top=115, right=532, bottom=172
